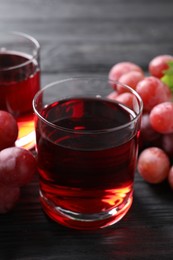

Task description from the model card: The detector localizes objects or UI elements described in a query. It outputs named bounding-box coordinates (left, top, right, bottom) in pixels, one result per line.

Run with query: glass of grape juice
left=0, top=31, right=40, bottom=149
left=33, top=78, right=143, bottom=230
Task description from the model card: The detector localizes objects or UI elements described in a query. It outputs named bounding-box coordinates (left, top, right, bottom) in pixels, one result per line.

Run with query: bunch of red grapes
left=0, top=111, right=37, bottom=213
left=108, top=54, right=173, bottom=188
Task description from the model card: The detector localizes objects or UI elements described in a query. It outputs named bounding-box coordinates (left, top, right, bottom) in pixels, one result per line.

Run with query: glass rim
left=33, top=77, right=143, bottom=134
left=0, top=31, right=40, bottom=72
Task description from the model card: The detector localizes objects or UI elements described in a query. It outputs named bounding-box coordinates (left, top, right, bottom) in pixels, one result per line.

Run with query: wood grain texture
left=0, top=0, right=173, bottom=259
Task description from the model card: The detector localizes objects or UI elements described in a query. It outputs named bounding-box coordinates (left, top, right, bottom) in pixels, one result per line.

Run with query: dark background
left=0, top=0, right=173, bottom=259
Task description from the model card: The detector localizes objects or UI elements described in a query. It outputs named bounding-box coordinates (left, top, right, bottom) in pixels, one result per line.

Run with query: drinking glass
left=0, top=31, right=40, bottom=149
left=33, top=78, right=143, bottom=230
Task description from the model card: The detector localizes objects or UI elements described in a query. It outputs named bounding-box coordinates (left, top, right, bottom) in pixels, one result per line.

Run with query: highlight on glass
left=33, top=78, right=143, bottom=230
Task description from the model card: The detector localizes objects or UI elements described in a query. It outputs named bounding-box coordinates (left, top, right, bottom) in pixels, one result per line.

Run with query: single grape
left=136, top=76, right=171, bottom=112
left=107, top=91, right=119, bottom=100
left=114, top=92, right=135, bottom=109
left=150, top=102, right=173, bottom=134
left=0, top=110, right=18, bottom=151
left=140, top=113, right=162, bottom=148
left=0, top=147, right=37, bottom=187
left=107, top=91, right=134, bottom=109
left=137, top=147, right=170, bottom=184
left=108, top=61, right=143, bottom=82
left=117, top=71, right=144, bottom=93
left=168, top=166, right=173, bottom=189
left=0, top=184, right=20, bottom=214
left=161, top=134, right=173, bottom=159
left=149, top=54, right=173, bottom=78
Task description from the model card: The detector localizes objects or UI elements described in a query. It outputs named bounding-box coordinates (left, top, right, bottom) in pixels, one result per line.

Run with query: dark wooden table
left=1, top=0, right=173, bottom=259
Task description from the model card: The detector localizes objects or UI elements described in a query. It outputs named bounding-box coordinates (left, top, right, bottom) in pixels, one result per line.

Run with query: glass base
left=39, top=190, right=133, bottom=230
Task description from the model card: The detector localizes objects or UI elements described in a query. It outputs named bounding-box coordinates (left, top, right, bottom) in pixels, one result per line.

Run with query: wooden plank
left=0, top=0, right=173, bottom=19
left=40, top=41, right=173, bottom=73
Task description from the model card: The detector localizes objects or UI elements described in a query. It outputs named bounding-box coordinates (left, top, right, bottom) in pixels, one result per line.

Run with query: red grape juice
left=0, top=51, right=40, bottom=148
left=35, top=97, right=140, bottom=229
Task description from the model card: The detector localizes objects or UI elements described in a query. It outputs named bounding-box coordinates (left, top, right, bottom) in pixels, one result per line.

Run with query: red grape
left=140, top=113, right=162, bottom=147
left=107, top=91, right=135, bottom=110
left=117, top=71, right=144, bottom=93
left=161, top=134, right=173, bottom=159
left=168, top=166, right=173, bottom=189
left=137, top=147, right=170, bottom=184
left=150, top=102, right=173, bottom=134
left=149, top=54, right=173, bottom=78
left=115, top=92, right=135, bottom=109
left=0, top=184, right=20, bottom=213
left=136, top=76, right=171, bottom=112
left=0, top=147, right=37, bottom=187
left=0, top=110, right=18, bottom=150
left=107, top=91, right=119, bottom=100
left=108, top=61, right=143, bottom=82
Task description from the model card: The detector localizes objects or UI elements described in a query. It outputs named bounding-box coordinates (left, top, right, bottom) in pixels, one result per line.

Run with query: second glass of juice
left=0, top=31, right=40, bottom=149
left=33, top=78, right=143, bottom=230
